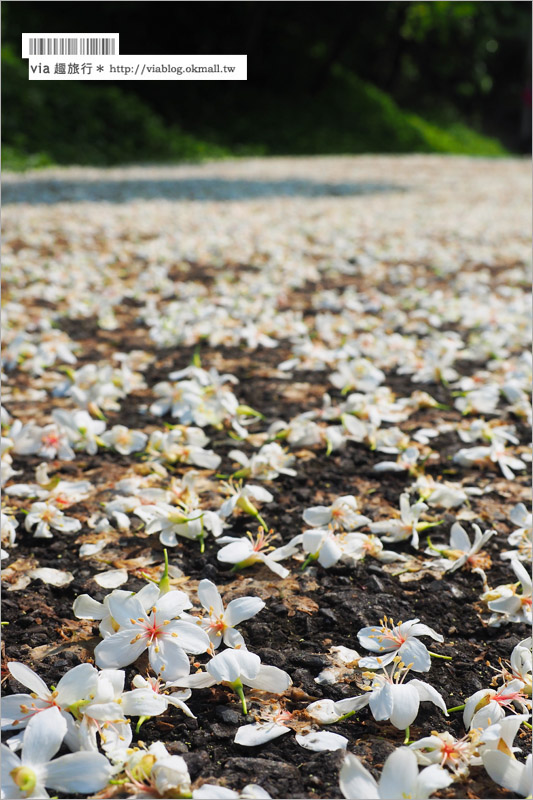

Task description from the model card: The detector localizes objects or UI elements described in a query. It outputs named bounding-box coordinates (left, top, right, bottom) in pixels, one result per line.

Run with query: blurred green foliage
left=3, top=0, right=526, bottom=169
left=2, top=45, right=230, bottom=169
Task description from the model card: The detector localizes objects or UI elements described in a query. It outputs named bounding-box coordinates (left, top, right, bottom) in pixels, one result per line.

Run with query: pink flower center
left=141, top=613, right=163, bottom=644
left=494, top=689, right=526, bottom=707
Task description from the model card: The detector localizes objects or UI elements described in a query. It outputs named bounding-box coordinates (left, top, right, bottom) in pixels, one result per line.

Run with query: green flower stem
left=426, top=536, right=447, bottom=555
left=335, top=710, right=355, bottom=723
left=523, top=721, right=532, bottom=730
left=136, top=715, right=150, bottom=733
left=301, top=552, right=319, bottom=571
left=254, top=512, right=268, bottom=530
left=231, top=680, right=248, bottom=715
left=447, top=704, right=466, bottom=713
left=428, top=651, right=452, bottom=660
left=418, top=521, right=444, bottom=532
left=403, top=726, right=410, bottom=744
left=159, top=549, right=170, bottom=594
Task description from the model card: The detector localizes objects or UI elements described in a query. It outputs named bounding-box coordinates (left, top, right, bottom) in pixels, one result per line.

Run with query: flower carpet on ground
left=1, top=156, right=531, bottom=799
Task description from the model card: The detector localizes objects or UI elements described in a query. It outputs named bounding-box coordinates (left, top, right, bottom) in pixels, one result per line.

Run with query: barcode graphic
left=28, top=37, right=116, bottom=55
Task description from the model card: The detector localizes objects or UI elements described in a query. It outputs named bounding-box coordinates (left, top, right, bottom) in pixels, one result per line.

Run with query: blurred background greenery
left=2, top=1, right=531, bottom=169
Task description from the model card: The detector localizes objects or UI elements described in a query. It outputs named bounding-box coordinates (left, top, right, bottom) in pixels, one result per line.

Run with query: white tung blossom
left=339, top=748, right=453, bottom=800
left=1, top=706, right=112, bottom=799
left=94, top=589, right=209, bottom=680
left=357, top=617, right=444, bottom=673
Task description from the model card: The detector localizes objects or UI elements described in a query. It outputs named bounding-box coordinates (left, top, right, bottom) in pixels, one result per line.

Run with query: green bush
left=2, top=46, right=507, bottom=171
left=2, top=45, right=229, bottom=169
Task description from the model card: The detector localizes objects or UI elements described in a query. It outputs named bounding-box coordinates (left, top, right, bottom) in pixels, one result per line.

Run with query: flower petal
left=193, top=786, right=238, bottom=799
left=408, top=680, right=448, bottom=716
left=1, top=695, right=49, bottom=729
left=155, top=590, right=193, bottom=619
left=378, top=747, right=419, bottom=799
left=224, top=596, right=265, bottom=628
left=197, top=580, right=224, bottom=616
left=164, top=621, right=210, bottom=654
left=235, top=722, right=290, bottom=746
left=207, top=650, right=242, bottom=684
left=55, top=663, right=99, bottom=706
left=482, top=750, right=531, bottom=796
left=295, top=731, right=348, bottom=751
left=121, top=689, right=168, bottom=717
left=22, top=706, right=66, bottom=765
left=107, top=594, right=147, bottom=629
left=93, top=569, right=128, bottom=589
left=415, top=764, right=454, bottom=798
left=94, top=628, right=147, bottom=669
left=339, top=753, right=379, bottom=800
left=397, top=638, right=431, bottom=673
left=303, top=507, right=332, bottom=527
left=449, top=522, right=471, bottom=553
left=72, top=594, right=105, bottom=620
left=389, top=684, right=420, bottom=729
left=369, top=682, right=394, bottom=721
left=8, top=663, right=49, bottom=699
left=244, top=665, right=291, bottom=693
left=149, top=638, right=191, bottom=681
left=43, top=751, right=113, bottom=794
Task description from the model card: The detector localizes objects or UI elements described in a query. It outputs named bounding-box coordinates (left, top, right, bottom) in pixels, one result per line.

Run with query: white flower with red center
left=1, top=706, right=113, bottom=799
left=146, top=427, right=221, bottom=470
left=409, top=730, right=480, bottom=776
left=73, top=582, right=162, bottom=637
left=66, top=668, right=132, bottom=758
left=369, top=493, right=440, bottom=549
left=172, top=648, right=291, bottom=715
left=36, top=424, right=76, bottom=460
left=463, top=680, right=530, bottom=730
left=94, top=590, right=209, bottom=681
left=6, top=463, right=92, bottom=506
left=1, top=662, right=99, bottom=733
left=134, top=501, right=223, bottom=550
left=216, top=529, right=299, bottom=578
left=51, top=408, right=107, bottom=455
left=324, top=658, right=448, bottom=730
left=302, top=495, right=371, bottom=531
left=453, top=443, right=527, bottom=480
left=194, top=579, right=265, bottom=649
left=24, top=501, right=81, bottom=539
left=100, top=424, right=148, bottom=455
left=219, top=482, right=273, bottom=529
left=357, top=617, right=444, bottom=673
left=298, top=529, right=391, bottom=570
left=337, top=532, right=406, bottom=564
left=426, top=522, right=495, bottom=573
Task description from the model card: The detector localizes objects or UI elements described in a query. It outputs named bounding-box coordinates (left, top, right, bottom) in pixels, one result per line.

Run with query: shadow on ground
left=2, top=176, right=408, bottom=205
